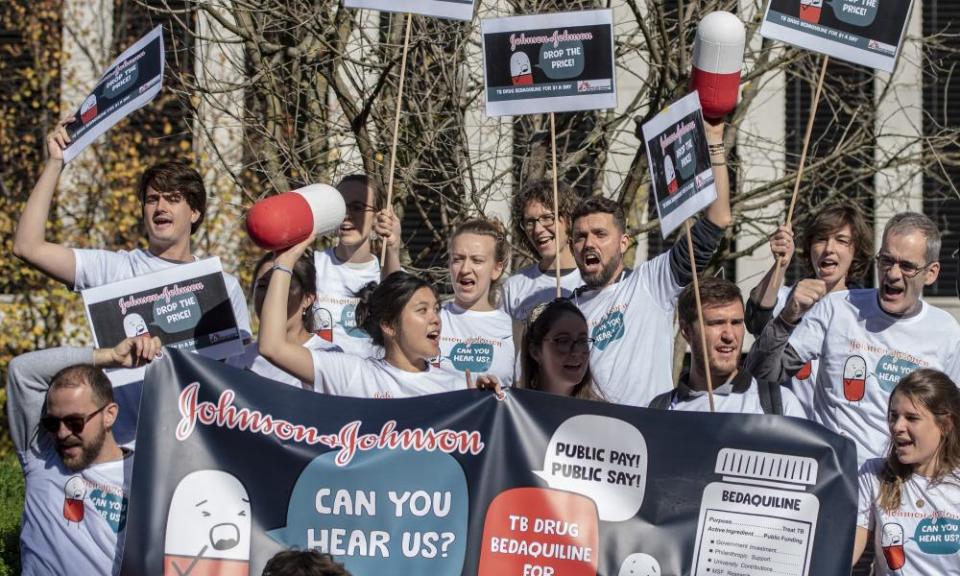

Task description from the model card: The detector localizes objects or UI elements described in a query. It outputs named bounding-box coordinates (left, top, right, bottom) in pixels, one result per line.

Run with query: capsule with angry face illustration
left=164, top=470, right=251, bottom=576
left=842, top=355, right=867, bottom=401
left=510, top=52, right=533, bottom=86
left=314, top=308, right=334, bottom=342
left=80, top=94, right=98, bottom=124
left=63, top=476, right=87, bottom=523
left=664, top=155, right=679, bottom=195
left=123, top=313, right=150, bottom=338
left=881, top=522, right=906, bottom=571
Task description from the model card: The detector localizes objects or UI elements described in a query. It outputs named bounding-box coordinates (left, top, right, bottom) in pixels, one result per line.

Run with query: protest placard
left=63, top=25, right=164, bottom=163
left=120, top=350, right=858, bottom=576
left=481, top=9, right=616, bottom=116
left=760, top=0, right=914, bottom=72
left=82, top=257, right=243, bottom=363
left=344, top=0, right=475, bottom=21
left=642, top=92, right=717, bottom=238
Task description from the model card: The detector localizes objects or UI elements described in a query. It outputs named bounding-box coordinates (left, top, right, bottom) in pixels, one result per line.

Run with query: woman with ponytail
left=258, top=236, right=500, bottom=397
left=852, top=369, right=960, bottom=574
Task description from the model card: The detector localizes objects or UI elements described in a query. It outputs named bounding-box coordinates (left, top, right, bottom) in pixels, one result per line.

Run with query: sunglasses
left=41, top=404, right=108, bottom=435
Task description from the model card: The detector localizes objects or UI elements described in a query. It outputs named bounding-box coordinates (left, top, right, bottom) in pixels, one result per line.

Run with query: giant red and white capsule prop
left=690, top=11, right=746, bottom=119
left=246, top=184, right=346, bottom=251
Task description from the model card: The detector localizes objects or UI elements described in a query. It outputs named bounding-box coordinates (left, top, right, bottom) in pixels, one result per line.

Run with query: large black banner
left=122, top=350, right=857, bottom=576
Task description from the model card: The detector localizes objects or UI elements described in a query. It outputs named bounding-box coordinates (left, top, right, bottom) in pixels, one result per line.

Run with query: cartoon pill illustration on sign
left=164, top=470, right=251, bottom=576
left=63, top=476, right=86, bottom=523
left=80, top=94, right=98, bottom=124
left=799, top=0, right=823, bottom=24
left=315, top=308, right=334, bottom=342
left=881, top=522, right=906, bottom=571
left=843, top=355, right=867, bottom=402
left=664, top=155, right=678, bottom=195
left=123, top=313, right=149, bottom=338
left=618, top=553, right=661, bottom=576
left=510, top=52, right=533, bottom=86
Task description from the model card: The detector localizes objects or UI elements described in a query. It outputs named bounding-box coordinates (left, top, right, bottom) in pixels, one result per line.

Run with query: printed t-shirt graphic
left=788, top=289, right=960, bottom=467
left=226, top=334, right=338, bottom=388
left=312, top=248, right=381, bottom=358
left=857, top=458, right=960, bottom=575
left=574, top=251, right=681, bottom=407
left=500, top=264, right=582, bottom=322
left=436, top=302, right=515, bottom=386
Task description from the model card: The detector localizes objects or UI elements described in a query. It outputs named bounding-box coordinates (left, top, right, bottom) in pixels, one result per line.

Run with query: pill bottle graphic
left=691, top=448, right=820, bottom=576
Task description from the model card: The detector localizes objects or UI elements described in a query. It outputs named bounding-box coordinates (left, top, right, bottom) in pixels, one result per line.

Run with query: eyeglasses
left=345, top=201, right=376, bottom=213
left=548, top=336, right=594, bottom=353
left=876, top=253, right=932, bottom=278
left=522, top=214, right=556, bottom=230
left=41, top=405, right=108, bottom=435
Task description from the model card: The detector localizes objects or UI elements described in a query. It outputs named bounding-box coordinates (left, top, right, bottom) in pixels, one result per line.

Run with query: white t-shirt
left=437, top=302, right=515, bottom=386
left=227, top=334, right=335, bottom=388
left=771, top=285, right=819, bottom=419
left=789, top=290, right=960, bottom=467
left=857, top=458, right=960, bottom=575
left=500, top=263, right=583, bottom=322
left=667, top=377, right=806, bottom=417
left=73, top=247, right=252, bottom=339
left=312, top=248, right=381, bottom=358
left=573, top=252, right=681, bottom=407
left=310, top=351, right=466, bottom=398
left=19, top=439, right=133, bottom=576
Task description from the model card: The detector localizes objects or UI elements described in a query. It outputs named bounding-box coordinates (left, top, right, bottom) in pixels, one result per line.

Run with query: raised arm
left=703, top=119, right=732, bottom=229
left=6, top=335, right=162, bottom=453
left=12, top=118, right=80, bottom=286
left=375, top=208, right=402, bottom=279
left=745, top=225, right=794, bottom=336
left=257, top=235, right=317, bottom=384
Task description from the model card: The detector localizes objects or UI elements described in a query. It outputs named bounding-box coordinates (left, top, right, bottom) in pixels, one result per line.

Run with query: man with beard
left=648, top=277, right=805, bottom=416
left=7, top=335, right=162, bottom=575
left=750, top=212, right=960, bottom=468
left=570, top=122, right=731, bottom=406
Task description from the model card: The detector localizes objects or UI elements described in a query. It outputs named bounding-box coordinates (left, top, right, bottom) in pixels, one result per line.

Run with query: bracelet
left=708, top=143, right=726, bottom=156
left=271, top=263, right=293, bottom=276
left=711, top=161, right=727, bottom=167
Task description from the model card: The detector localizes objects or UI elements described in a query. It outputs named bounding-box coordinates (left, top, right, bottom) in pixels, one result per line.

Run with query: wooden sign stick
left=685, top=218, right=715, bottom=412
left=549, top=111, right=562, bottom=298
left=381, top=12, right=414, bottom=263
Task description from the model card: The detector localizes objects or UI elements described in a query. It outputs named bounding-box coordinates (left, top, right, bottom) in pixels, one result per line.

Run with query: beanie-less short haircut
left=677, top=277, right=742, bottom=327
left=138, top=161, right=207, bottom=234
left=50, top=364, right=115, bottom=407
left=570, top=196, right=626, bottom=233
left=883, top=211, right=942, bottom=264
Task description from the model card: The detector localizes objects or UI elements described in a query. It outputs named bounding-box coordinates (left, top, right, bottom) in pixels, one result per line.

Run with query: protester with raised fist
left=7, top=335, right=163, bottom=576
left=745, top=204, right=873, bottom=417
left=13, top=118, right=251, bottom=338
left=648, top=278, right=804, bottom=416
left=519, top=298, right=600, bottom=400
left=569, top=120, right=732, bottom=407
left=853, top=369, right=960, bottom=575
left=750, top=212, right=960, bottom=468
left=501, top=180, right=583, bottom=323
left=258, top=236, right=502, bottom=398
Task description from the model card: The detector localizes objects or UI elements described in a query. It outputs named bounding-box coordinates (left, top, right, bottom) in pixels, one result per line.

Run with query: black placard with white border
left=344, top=0, right=475, bottom=21
left=482, top=9, right=616, bottom=117
left=82, top=258, right=243, bottom=386
left=760, top=0, right=914, bottom=73
left=63, top=25, right=164, bottom=163
left=642, top=92, right=717, bottom=238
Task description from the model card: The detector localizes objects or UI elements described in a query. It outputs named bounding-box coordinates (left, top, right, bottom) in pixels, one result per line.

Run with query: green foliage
left=0, top=452, right=24, bottom=576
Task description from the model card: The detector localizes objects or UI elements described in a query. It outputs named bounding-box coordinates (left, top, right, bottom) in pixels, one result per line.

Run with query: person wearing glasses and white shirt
left=6, top=335, right=163, bottom=576
left=750, top=212, right=960, bottom=468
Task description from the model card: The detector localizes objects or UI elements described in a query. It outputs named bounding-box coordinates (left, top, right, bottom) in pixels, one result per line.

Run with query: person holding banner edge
left=13, top=118, right=252, bottom=340
left=571, top=119, right=732, bottom=407
left=749, top=212, right=960, bottom=469
left=259, top=235, right=503, bottom=398
left=852, top=368, right=960, bottom=575
left=6, top=334, right=163, bottom=576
